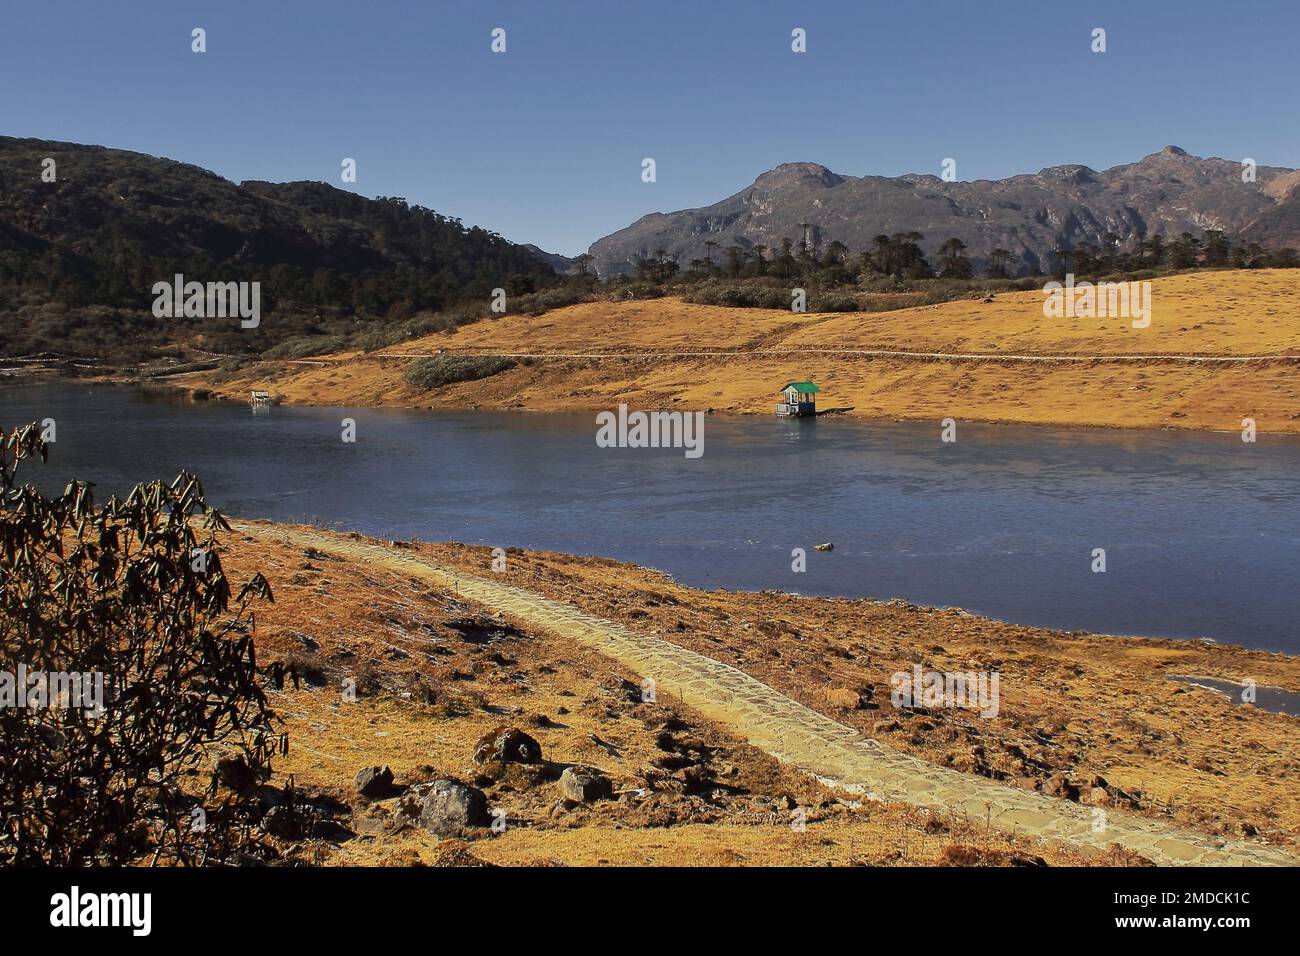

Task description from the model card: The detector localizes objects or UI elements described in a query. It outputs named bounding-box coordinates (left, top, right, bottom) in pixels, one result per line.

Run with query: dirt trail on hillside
left=375, top=347, right=1300, bottom=364
left=238, top=523, right=1298, bottom=866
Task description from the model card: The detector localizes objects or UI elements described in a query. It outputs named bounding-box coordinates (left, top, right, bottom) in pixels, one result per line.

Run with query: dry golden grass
left=417, top=538, right=1300, bottom=854
left=785, top=269, right=1300, bottom=356
left=182, top=270, right=1300, bottom=432
left=218, top=525, right=1133, bottom=867
left=407, top=299, right=800, bottom=353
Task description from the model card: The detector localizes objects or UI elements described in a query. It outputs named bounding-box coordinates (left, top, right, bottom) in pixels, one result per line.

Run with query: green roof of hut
left=781, top=381, right=821, bottom=394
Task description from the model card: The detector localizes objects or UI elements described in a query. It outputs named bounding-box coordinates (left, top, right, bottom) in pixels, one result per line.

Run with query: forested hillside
left=0, top=137, right=556, bottom=360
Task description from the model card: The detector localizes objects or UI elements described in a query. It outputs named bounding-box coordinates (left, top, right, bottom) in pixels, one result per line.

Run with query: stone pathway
left=241, top=524, right=1296, bottom=867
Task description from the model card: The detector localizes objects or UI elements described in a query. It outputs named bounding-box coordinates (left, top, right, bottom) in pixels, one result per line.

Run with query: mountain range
left=4, top=137, right=1300, bottom=362
left=587, top=147, right=1300, bottom=276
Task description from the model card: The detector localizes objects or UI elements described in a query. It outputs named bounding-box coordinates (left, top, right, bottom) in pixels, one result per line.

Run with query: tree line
left=619, top=228, right=1299, bottom=285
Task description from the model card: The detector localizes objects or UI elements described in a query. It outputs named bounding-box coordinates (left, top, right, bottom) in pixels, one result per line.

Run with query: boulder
left=1043, top=772, right=1081, bottom=801
left=354, top=765, right=395, bottom=799
left=559, top=766, right=613, bottom=803
left=825, top=688, right=863, bottom=710
left=398, top=779, right=490, bottom=836
left=472, top=726, right=542, bottom=765
left=1084, top=786, right=1112, bottom=807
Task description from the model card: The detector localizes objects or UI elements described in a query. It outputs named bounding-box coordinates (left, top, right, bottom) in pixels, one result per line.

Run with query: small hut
left=250, top=389, right=271, bottom=406
left=776, top=380, right=820, bottom=417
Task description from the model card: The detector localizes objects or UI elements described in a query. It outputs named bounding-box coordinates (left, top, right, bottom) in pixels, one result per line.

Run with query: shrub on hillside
left=352, top=325, right=409, bottom=352
left=263, top=334, right=350, bottom=359
left=808, top=293, right=860, bottom=312
left=354, top=303, right=493, bottom=352
left=513, top=287, right=588, bottom=314
left=613, top=282, right=667, bottom=301
left=683, top=284, right=789, bottom=309
left=403, top=355, right=518, bottom=390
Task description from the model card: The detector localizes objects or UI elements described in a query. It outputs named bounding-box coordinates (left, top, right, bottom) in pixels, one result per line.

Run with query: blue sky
left=2, top=0, right=1297, bottom=255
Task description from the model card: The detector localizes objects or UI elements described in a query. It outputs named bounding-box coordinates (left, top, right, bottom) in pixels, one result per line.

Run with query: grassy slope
left=419, top=538, right=1300, bottom=854
left=230, top=524, right=1111, bottom=866
left=183, top=270, right=1300, bottom=431
left=226, top=525, right=1297, bottom=864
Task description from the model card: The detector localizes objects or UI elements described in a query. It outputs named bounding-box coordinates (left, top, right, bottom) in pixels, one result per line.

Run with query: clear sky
left=3, top=0, right=1297, bottom=256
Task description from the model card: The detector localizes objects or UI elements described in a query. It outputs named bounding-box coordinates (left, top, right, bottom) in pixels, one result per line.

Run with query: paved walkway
left=240, top=524, right=1297, bottom=866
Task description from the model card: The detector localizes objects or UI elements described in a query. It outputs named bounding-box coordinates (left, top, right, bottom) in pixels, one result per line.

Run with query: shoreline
left=227, top=520, right=1300, bottom=860
left=31, top=370, right=1296, bottom=438
left=1167, top=674, right=1300, bottom=715
left=263, top=520, right=1300, bottom=667
left=250, top=512, right=1300, bottom=660
left=12, top=269, right=1300, bottom=434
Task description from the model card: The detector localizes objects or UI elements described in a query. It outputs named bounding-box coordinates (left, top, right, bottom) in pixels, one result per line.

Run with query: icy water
left=3, top=382, right=1298, bottom=654
left=1167, top=675, right=1300, bottom=716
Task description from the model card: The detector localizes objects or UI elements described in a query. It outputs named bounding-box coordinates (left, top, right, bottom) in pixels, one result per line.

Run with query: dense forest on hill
left=627, top=225, right=1299, bottom=287
left=0, top=137, right=556, bottom=360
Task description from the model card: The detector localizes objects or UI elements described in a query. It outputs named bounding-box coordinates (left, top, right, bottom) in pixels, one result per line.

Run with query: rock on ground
left=355, top=765, right=395, bottom=799
left=559, top=766, right=613, bottom=803
left=398, top=779, right=490, bottom=836
left=473, top=726, right=543, bottom=765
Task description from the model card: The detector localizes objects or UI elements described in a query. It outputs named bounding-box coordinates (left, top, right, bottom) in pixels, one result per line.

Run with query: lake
left=3, top=382, right=1297, bottom=654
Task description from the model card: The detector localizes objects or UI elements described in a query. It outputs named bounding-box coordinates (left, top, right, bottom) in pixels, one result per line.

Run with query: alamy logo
left=1043, top=273, right=1150, bottom=328
left=595, top=404, right=704, bottom=459
left=890, top=664, right=1000, bottom=718
left=1, top=664, right=104, bottom=714
left=50, top=886, right=151, bottom=936
left=152, top=273, right=260, bottom=328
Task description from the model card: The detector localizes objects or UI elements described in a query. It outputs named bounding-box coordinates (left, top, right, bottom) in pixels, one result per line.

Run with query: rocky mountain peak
left=753, top=162, right=843, bottom=190
left=1137, top=145, right=1194, bottom=166
left=588, top=146, right=1299, bottom=277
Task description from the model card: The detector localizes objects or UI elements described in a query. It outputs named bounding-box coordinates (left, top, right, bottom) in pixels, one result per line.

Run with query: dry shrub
left=0, top=422, right=281, bottom=865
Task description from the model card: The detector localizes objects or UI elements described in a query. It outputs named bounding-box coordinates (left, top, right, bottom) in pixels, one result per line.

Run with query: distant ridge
left=520, top=244, right=578, bottom=275
left=588, top=147, right=1300, bottom=277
